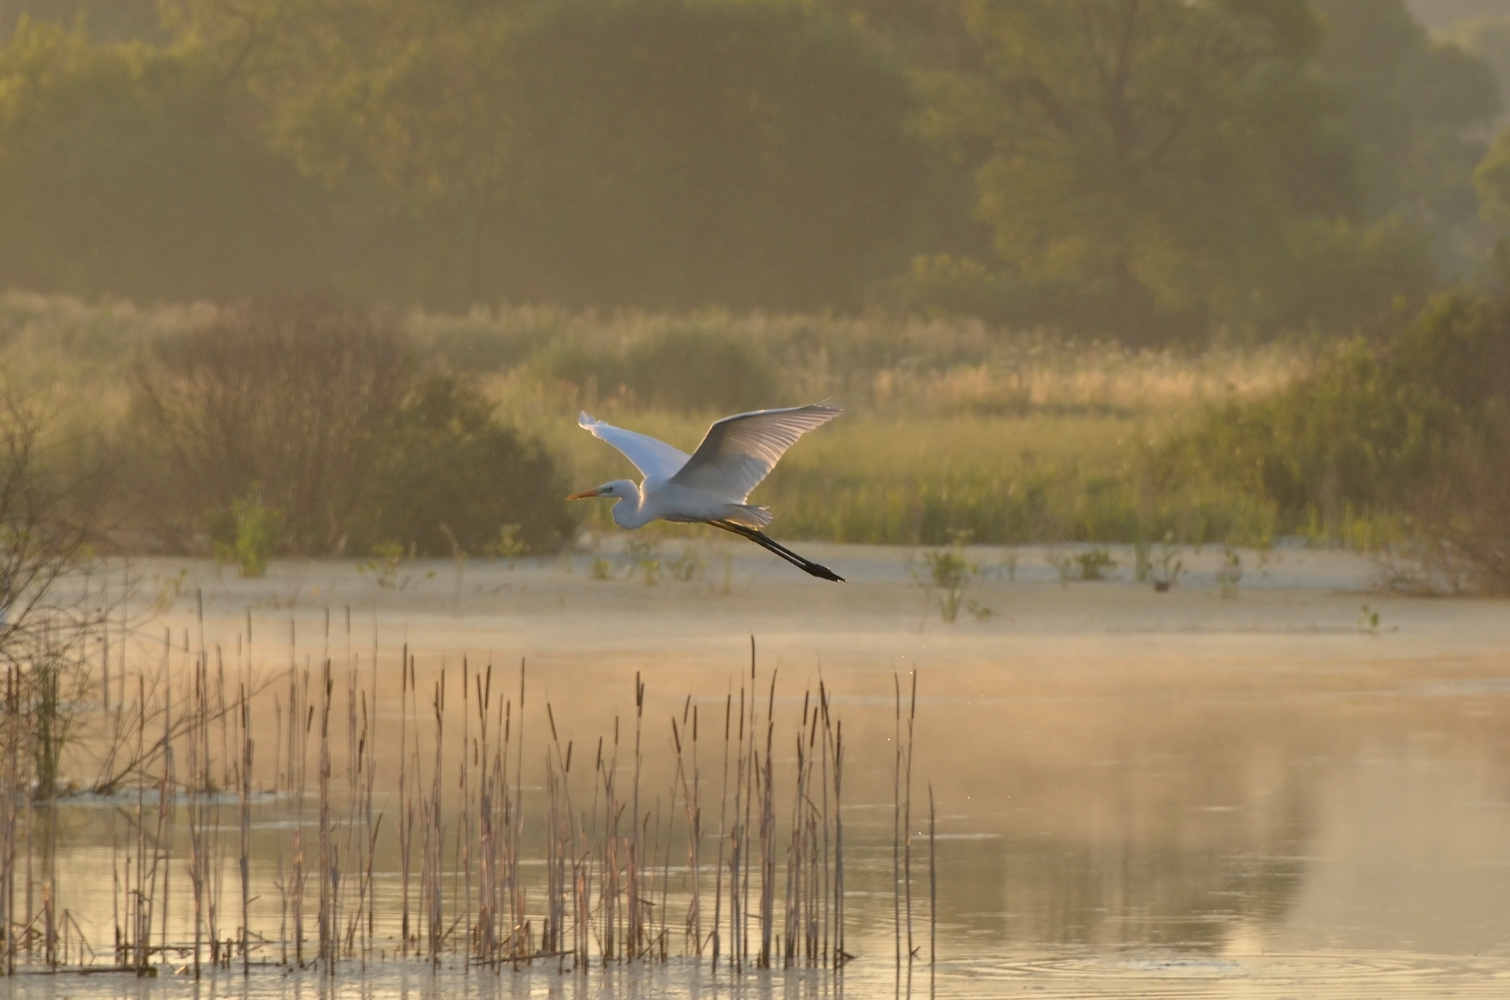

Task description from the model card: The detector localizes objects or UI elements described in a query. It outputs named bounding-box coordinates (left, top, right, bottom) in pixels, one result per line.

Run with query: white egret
left=568, top=404, right=845, bottom=581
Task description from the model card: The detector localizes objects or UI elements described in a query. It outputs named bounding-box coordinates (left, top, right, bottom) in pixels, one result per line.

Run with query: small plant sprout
left=1074, top=548, right=1116, bottom=580
left=1134, top=537, right=1152, bottom=582
left=1152, top=534, right=1185, bottom=592
left=359, top=540, right=436, bottom=590
left=915, top=537, right=990, bottom=623
left=627, top=537, right=662, bottom=585
left=1216, top=546, right=1243, bottom=598
left=667, top=542, right=708, bottom=581
left=483, top=524, right=530, bottom=563
left=1358, top=603, right=1380, bottom=632
left=1049, top=548, right=1116, bottom=582
left=591, top=555, right=615, bottom=580
left=149, top=567, right=190, bottom=613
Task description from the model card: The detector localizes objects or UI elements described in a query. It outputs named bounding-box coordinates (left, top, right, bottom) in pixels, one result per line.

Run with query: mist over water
left=10, top=546, right=1510, bottom=997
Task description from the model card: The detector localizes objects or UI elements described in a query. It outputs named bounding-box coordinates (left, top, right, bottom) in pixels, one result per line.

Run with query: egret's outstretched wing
left=578, top=412, right=691, bottom=479
left=671, top=403, right=841, bottom=501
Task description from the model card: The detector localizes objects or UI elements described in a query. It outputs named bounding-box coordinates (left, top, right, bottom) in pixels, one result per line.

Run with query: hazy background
left=0, top=0, right=1506, bottom=592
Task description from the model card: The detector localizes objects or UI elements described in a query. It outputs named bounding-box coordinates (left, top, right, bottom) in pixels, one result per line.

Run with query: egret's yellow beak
left=566, top=488, right=601, bottom=500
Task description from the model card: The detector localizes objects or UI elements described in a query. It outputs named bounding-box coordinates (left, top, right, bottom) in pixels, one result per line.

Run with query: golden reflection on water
left=22, top=550, right=1510, bottom=995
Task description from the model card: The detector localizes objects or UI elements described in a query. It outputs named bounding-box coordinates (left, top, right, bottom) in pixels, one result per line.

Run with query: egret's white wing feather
left=578, top=411, right=690, bottom=479
left=671, top=404, right=841, bottom=501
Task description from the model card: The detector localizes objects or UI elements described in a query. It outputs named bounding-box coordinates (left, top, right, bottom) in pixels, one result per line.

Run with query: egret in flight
left=568, top=404, right=845, bottom=581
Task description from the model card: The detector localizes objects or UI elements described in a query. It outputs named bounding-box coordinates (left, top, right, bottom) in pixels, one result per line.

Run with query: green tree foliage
left=0, top=0, right=164, bottom=43
left=1453, top=16, right=1510, bottom=118
left=155, top=0, right=929, bottom=311
left=0, top=20, right=340, bottom=302
left=1477, top=127, right=1510, bottom=228
left=920, top=0, right=1423, bottom=343
left=1313, top=0, right=1500, bottom=263
left=0, top=0, right=1502, bottom=345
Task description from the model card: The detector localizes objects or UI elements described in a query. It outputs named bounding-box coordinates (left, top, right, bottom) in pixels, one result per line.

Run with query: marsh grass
left=3, top=293, right=1311, bottom=550
left=0, top=624, right=920, bottom=979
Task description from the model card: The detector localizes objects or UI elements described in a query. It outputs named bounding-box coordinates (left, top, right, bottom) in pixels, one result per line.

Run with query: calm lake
left=9, top=543, right=1510, bottom=998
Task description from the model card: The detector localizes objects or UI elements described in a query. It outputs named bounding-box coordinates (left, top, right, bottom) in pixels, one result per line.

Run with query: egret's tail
left=725, top=504, right=773, bottom=528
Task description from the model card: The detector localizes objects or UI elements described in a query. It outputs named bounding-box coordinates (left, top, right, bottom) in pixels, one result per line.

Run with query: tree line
left=0, top=0, right=1507, bottom=344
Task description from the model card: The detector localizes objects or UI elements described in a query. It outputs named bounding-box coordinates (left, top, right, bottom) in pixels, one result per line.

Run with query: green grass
left=6, top=293, right=1311, bottom=549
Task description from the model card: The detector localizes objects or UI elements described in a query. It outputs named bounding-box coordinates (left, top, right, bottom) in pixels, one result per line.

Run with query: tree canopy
left=0, top=0, right=1503, bottom=343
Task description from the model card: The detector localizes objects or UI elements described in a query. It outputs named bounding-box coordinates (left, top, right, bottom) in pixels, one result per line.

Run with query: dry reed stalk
left=629, top=672, right=643, bottom=960
left=512, top=661, right=526, bottom=961
left=888, top=672, right=904, bottom=970
left=425, top=672, right=445, bottom=962
left=3, top=667, right=18, bottom=974
left=461, top=659, right=471, bottom=971
left=133, top=673, right=146, bottom=972
left=905, top=670, right=917, bottom=963
left=398, top=647, right=411, bottom=955
left=833, top=709, right=847, bottom=968
left=187, top=653, right=204, bottom=978
left=758, top=670, right=775, bottom=968
left=710, top=691, right=730, bottom=971
left=731, top=676, right=748, bottom=972
left=929, top=782, right=937, bottom=985
left=239, top=683, right=252, bottom=975
left=317, top=658, right=333, bottom=965
left=153, top=641, right=175, bottom=968
left=474, top=666, right=495, bottom=963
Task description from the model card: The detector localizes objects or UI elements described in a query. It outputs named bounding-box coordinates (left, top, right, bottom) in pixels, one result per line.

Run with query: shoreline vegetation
left=4, top=289, right=1507, bottom=595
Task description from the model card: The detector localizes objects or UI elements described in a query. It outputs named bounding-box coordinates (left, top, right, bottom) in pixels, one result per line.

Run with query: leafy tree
left=1453, top=15, right=1510, bottom=120
left=1476, top=126, right=1510, bottom=228
left=1312, top=0, right=1500, bottom=266
left=922, top=0, right=1374, bottom=343
left=168, top=0, right=929, bottom=311
left=0, top=20, right=340, bottom=302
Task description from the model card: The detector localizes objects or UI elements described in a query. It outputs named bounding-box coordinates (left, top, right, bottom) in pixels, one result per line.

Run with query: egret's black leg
left=708, top=520, right=845, bottom=582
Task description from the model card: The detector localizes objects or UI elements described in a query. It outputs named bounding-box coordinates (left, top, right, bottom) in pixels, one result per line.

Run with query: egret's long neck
left=610, top=481, right=651, bottom=529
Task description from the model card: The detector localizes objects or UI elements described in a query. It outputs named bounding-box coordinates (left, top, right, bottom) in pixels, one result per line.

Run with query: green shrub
left=1160, top=285, right=1510, bottom=588
left=352, top=375, right=572, bottom=557
left=211, top=491, right=283, bottom=577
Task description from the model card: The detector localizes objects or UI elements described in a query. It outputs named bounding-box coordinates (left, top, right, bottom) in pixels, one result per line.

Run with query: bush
left=351, top=376, right=572, bottom=556
left=1160, top=285, right=1510, bottom=589
left=127, top=306, right=413, bottom=552
left=124, top=307, right=572, bottom=556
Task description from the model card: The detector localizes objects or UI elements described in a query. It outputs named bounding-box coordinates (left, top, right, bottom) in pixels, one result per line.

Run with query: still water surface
left=12, top=545, right=1510, bottom=997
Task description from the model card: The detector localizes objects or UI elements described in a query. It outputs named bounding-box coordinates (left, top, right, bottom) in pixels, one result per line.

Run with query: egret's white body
left=569, top=404, right=845, bottom=580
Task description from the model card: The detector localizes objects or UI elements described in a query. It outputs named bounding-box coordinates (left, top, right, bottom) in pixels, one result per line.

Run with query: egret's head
left=567, top=479, right=636, bottom=502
